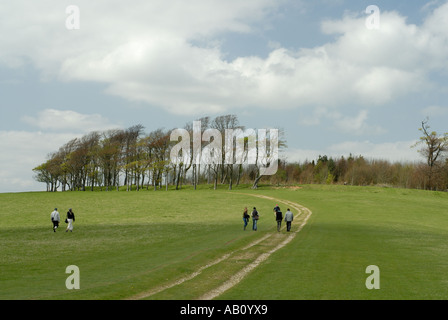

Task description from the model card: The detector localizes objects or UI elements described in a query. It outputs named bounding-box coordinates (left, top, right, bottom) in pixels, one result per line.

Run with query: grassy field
left=0, top=184, right=447, bottom=300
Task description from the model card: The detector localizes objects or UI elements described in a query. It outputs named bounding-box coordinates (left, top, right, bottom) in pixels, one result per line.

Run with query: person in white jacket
left=51, top=208, right=60, bottom=232
left=284, top=209, right=294, bottom=232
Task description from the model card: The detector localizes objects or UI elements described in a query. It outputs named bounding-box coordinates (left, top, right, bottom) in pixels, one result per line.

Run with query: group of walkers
left=50, top=208, right=75, bottom=232
left=51, top=204, right=292, bottom=234
left=242, top=204, right=294, bottom=232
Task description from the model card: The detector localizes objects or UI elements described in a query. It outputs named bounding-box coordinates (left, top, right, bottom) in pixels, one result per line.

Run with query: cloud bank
left=1, top=1, right=448, bottom=116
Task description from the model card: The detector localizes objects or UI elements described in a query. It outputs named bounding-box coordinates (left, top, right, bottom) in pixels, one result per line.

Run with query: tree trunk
left=228, top=165, right=233, bottom=190
left=252, top=175, right=262, bottom=189
left=193, top=164, right=197, bottom=190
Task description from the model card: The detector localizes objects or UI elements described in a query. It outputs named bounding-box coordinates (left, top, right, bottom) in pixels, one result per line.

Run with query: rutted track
left=126, top=193, right=312, bottom=300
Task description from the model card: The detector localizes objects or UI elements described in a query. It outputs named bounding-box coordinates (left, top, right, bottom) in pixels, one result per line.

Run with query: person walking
left=251, top=207, right=259, bottom=231
left=50, top=208, right=60, bottom=232
left=275, top=209, right=283, bottom=232
left=243, top=207, right=250, bottom=230
left=66, top=208, right=75, bottom=232
left=273, top=204, right=281, bottom=214
left=284, top=208, right=294, bottom=232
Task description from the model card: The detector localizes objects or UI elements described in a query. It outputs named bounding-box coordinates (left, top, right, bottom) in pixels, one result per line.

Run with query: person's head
left=287, top=208, right=290, bottom=211
left=253, top=207, right=256, bottom=210
left=54, top=208, right=57, bottom=211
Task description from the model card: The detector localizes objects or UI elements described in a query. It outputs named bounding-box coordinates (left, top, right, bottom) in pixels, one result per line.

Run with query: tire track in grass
left=126, top=193, right=312, bottom=300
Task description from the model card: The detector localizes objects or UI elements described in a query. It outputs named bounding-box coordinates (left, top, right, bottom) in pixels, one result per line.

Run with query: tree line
left=271, top=153, right=448, bottom=190
left=33, top=117, right=447, bottom=192
left=267, top=119, right=448, bottom=191
left=33, top=114, right=284, bottom=192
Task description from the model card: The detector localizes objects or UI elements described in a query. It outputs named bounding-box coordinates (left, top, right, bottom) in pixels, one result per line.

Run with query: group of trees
left=272, top=154, right=448, bottom=190
left=268, top=120, right=448, bottom=191
left=33, top=115, right=283, bottom=192
left=33, top=117, right=448, bottom=192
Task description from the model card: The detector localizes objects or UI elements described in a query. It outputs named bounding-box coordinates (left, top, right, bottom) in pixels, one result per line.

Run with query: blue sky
left=1, top=0, right=448, bottom=193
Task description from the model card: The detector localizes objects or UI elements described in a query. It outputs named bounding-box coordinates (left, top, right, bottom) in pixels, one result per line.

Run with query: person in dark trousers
left=243, top=207, right=250, bottom=230
left=66, top=208, right=75, bottom=232
left=251, top=207, right=259, bottom=231
left=51, top=208, right=60, bottom=232
left=273, top=204, right=282, bottom=231
left=284, top=208, right=294, bottom=232
left=275, top=209, right=283, bottom=232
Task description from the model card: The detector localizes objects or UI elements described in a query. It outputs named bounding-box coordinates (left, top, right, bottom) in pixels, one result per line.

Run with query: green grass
left=220, top=185, right=448, bottom=300
left=0, top=187, right=274, bottom=299
left=1, top=184, right=447, bottom=299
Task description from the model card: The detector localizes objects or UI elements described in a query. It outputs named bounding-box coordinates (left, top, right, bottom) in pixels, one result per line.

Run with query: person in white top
left=51, top=208, right=60, bottom=232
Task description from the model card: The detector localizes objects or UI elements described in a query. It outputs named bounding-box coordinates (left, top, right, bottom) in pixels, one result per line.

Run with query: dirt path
left=126, top=193, right=312, bottom=300
left=198, top=194, right=312, bottom=300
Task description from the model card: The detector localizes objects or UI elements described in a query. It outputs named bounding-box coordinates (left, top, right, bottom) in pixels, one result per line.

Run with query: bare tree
left=413, top=119, right=448, bottom=190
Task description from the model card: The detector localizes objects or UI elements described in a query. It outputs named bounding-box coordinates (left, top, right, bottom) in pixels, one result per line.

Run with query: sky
left=1, top=0, right=448, bottom=193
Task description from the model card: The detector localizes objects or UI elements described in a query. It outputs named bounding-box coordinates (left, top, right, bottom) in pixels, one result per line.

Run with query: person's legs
left=286, top=221, right=291, bottom=232
left=66, top=219, right=73, bottom=232
left=277, top=220, right=281, bottom=231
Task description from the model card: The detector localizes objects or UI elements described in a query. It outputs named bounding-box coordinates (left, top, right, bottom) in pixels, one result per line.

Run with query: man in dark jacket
left=275, top=210, right=283, bottom=232
left=274, top=205, right=282, bottom=231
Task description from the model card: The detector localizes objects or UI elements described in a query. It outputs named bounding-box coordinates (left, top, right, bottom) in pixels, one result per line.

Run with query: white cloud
left=0, top=0, right=280, bottom=71
left=1, top=109, right=122, bottom=192
left=2, top=1, right=448, bottom=116
left=322, top=7, right=448, bottom=72
left=22, top=109, right=122, bottom=133
left=0, top=131, right=82, bottom=193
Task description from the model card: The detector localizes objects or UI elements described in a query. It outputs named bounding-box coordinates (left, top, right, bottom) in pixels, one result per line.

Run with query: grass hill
left=0, top=185, right=447, bottom=299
